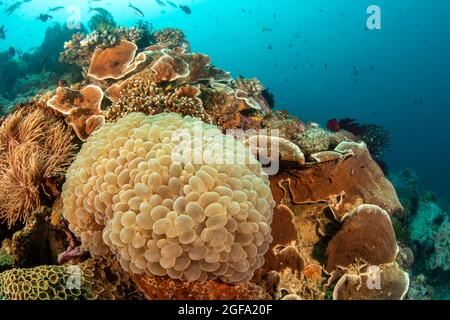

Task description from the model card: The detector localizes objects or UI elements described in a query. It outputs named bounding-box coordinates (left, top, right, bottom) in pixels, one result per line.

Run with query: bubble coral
left=0, top=108, right=77, bottom=227
left=0, top=257, right=143, bottom=300
left=62, top=112, right=275, bottom=284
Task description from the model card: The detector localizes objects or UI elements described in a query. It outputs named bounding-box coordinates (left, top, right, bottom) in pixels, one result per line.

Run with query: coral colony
left=0, top=18, right=446, bottom=301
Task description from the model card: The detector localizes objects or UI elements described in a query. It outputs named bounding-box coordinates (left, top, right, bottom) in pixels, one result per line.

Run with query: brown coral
left=271, top=141, right=402, bottom=220
left=104, top=76, right=210, bottom=123
left=333, top=262, right=409, bottom=300
left=150, top=28, right=191, bottom=51
left=0, top=108, right=77, bottom=227
left=47, top=85, right=105, bottom=141
left=131, top=273, right=270, bottom=300
left=87, top=40, right=146, bottom=81
left=325, top=204, right=399, bottom=272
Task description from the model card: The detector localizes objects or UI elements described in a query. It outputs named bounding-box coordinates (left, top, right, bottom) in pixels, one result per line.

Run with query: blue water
left=1, top=0, right=449, bottom=204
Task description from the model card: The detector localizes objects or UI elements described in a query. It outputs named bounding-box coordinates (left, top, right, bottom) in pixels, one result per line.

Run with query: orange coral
left=47, top=85, right=105, bottom=141
left=271, top=142, right=403, bottom=220
left=0, top=108, right=77, bottom=227
left=87, top=40, right=147, bottom=81
left=325, top=204, right=399, bottom=272
left=131, top=274, right=270, bottom=300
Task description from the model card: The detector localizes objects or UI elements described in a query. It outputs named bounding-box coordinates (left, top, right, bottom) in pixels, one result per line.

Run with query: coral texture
left=131, top=273, right=270, bottom=300
left=0, top=257, right=143, bottom=300
left=47, top=85, right=106, bottom=141
left=62, top=112, right=275, bottom=283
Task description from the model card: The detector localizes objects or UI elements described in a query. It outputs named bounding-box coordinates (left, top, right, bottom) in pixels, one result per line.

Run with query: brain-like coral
left=0, top=257, right=143, bottom=300
left=62, top=112, right=275, bottom=283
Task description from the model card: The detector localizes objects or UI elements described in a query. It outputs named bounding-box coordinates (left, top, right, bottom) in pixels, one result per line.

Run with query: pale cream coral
left=62, top=112, right=275, bottom=283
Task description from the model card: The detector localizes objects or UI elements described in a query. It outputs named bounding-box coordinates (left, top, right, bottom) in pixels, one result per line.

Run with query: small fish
left=267, top=44, right=273, bottom=50
left=37, top=13, right=53, bottom=22
left=166, top=1, right=178, bottom=8
left=180, top=5, right=191, bottom=14
left=0, top=25, right=5, bottom=40
left=261, top=27, right=272, bottom=32
left=128, top=2, right=144, bottom=17
left=48, top=6, right=64, bottom=12
left=5, top=1, right=22, bottom=16
left=155, top=0, right=166, bottom=7
left=88, top=7, right=111, bottom=17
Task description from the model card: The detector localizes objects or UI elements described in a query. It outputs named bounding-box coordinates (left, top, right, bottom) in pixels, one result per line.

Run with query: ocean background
left=0, top=0, right=449, bottom=205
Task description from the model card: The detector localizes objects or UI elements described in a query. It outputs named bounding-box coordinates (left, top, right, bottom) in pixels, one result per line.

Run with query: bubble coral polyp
left=62, top=112, right=275, bottom=284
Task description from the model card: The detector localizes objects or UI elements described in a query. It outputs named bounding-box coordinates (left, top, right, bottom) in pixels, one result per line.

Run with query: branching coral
left=149, top=28, right=190, bottom=51
left=104, top=75, right=210, bottom=123
left=59, top=27, right=145, bottom=69
left=0, top=108, right=77, bottom=227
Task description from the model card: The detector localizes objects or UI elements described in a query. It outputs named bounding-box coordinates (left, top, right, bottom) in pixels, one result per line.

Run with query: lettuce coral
left=62, top=112, right=275, bottom=283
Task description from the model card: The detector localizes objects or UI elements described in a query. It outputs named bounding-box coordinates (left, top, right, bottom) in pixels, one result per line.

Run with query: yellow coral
left=62, top=112, right=275, bottom=283
left=0, top=257, right=143, bottom=300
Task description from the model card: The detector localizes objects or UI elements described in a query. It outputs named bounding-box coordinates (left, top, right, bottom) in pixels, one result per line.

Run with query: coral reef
left=0, top=24, right=417, bottom=301
left=0, top=108, right=77, bottom=227
left=407, top=274, right=434, bottom=300
left=62, top=113, right=275, bottom=283
left=131, top=273, right=270, bottom=300
left=332, top=262, right=409, bottom=300
left=60, top=27, right=146, bottom=69
left=149, top=28, right=190, bottom=51
left=88, top=40, right=146, bottom=81
left=47, top=85, right=105, bottom=141
left=0, top=257, right=143, bottom=300
left=429, top=218, right=450, bottom=271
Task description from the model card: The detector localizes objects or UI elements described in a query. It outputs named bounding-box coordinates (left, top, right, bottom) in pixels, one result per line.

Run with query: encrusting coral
left=0, top=108, right=77, bottom=227
left=62, top=112, right=275, bottom=283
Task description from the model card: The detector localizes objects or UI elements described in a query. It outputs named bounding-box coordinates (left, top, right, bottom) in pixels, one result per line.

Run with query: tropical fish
left=166, top=1, right=178, bottom=8
left=5, top=1, right=22, bottom=16
left=155, top=0, right=166, bottom=7
left=88, top=7, right=111, bottom=17
left=180, top=5, right=191, bottom=15
left=129, top=2, right=145, bottom=17
left=37, top=13, right=53, bottom=22
left=0, top=25, right=6, bottom=40
left=48, top=6, right=64, bottom=12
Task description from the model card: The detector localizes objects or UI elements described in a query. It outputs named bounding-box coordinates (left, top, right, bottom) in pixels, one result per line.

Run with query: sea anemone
left=0, top=108, right=77, bottom=227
